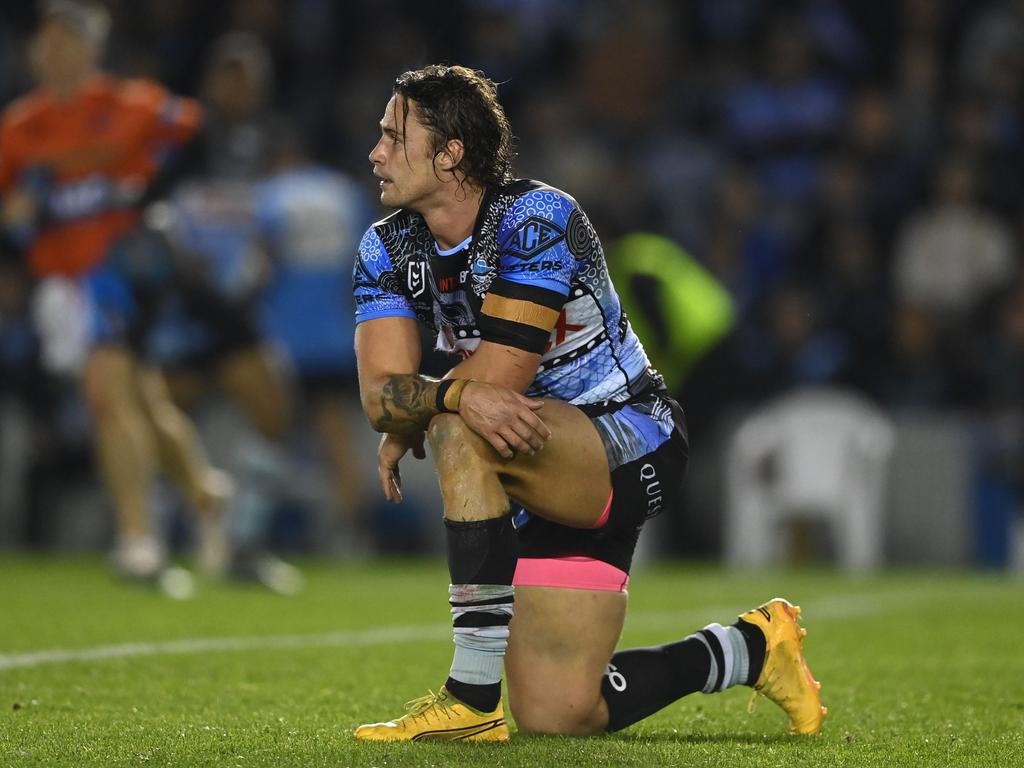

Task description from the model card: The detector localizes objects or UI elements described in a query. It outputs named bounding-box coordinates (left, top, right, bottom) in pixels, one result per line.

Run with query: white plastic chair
left=724, top=388, right=895, bottom=569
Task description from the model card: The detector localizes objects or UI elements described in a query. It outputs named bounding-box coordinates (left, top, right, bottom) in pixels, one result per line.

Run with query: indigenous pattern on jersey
left=0, top=75, right=201, bottom=277
left=353, top=179, right=663, bottom=406
left=255, top=165, right=371, bottom=374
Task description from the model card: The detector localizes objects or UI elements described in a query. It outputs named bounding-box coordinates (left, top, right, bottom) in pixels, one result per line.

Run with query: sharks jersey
left=352, top=179, right=663, bottom=407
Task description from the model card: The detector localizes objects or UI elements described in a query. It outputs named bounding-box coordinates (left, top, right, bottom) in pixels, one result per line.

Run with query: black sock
left=733, top=618, right=767, bottom=686
left=602, top=617, right=770, bottom=732
left=444, top=516, right=517, bottom=716
left=444, top=678, right=502, bottom=713
left=601, top=636, right=711, bottom=732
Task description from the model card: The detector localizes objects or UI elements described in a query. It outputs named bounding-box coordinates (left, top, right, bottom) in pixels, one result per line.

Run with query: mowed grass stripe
left=0, top=584, right=992, bottom=672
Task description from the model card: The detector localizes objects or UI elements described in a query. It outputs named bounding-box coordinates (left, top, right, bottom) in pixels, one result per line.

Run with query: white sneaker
left=194, top=470, right=234, bottom=577
left=112, top=535, right=166, bottom=581
left=231, top=550, right=305, bottom=596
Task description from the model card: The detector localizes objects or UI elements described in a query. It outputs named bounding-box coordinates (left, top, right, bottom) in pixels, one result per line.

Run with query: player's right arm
left=354, top=316, right=429, bottom=434
left=352, top=226, right=442, bottom=436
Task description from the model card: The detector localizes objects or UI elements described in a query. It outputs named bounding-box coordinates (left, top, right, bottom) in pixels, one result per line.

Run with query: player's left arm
left=450, top=190, right=576, bottom=391
left=443, top=190, right=578, bottom=446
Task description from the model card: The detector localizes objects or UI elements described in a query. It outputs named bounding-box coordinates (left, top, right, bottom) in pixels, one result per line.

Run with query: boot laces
left=403, top=690, right=454, bottom=722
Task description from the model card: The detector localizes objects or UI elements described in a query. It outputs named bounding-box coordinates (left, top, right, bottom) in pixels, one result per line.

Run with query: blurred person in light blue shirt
left=255, top=121, right=374, bottom=547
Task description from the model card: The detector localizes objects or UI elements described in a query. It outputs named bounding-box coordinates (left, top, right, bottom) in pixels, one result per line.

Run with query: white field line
left=0, top=587, right=970, bottom=673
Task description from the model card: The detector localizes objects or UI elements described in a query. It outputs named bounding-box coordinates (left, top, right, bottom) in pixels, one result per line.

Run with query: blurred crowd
left=1, top=0, right=1023, bottom=561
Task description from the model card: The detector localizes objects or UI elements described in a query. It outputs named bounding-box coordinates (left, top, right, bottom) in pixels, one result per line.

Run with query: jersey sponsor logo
left=503, top=216, right=565, bottom=260
left=407, top=260, right=427, bottom=298
left=640, top=462, right=663, bottom=518
left=47, top=176, right=128, bottom=221
left=505, top=260, right=563, bottom=275
left=354, top=293, right=393, bottom=305
left=436, top=270, right=470, bottom=293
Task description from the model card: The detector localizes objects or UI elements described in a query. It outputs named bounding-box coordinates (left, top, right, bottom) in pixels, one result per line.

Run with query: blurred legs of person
left=306, top=386, right=368, bottom=553
left=215, top=344, right=303, bottom=595
left=135, top=366, right=233, bottom=575
left=82, top=346, right=159, bottom=576
left=82, top=344, right=228, bottom=583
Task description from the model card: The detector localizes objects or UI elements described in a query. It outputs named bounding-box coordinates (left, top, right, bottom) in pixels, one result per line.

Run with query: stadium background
left=1, top=0, right=1023, bottom=570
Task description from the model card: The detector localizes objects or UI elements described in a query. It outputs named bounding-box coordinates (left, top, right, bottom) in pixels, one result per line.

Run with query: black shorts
left=513, top=392, right=689, bottom=583
left=136, top=282, right=262, bottom=371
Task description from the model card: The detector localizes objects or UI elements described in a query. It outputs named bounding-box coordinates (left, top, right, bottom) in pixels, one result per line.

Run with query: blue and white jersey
left=353, top=179, right=663, bottom=406
left=255, top=165, right=371, bottom=374
left=166, top=179, right=263, bottom=301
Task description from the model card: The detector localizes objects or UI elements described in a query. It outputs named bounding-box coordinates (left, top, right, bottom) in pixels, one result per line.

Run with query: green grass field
left=1, top=556, right=1022, bottom=767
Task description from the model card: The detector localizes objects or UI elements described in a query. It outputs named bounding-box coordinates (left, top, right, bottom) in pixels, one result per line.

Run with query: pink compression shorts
left=512, top=490, right=627, bottom=592
left=512, top=556, right=629, bottom=593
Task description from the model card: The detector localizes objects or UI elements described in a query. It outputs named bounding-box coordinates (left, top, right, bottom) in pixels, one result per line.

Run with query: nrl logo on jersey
left=502, top=216, right=565, bottom=260
left=407, top=260, right=427, bottom=298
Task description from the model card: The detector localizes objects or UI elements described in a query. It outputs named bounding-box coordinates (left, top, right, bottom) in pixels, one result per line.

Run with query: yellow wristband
left=442, top=378, right=472, bottom=412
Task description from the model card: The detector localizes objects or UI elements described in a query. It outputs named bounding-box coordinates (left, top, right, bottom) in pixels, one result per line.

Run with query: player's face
left=29, top=18, right=98, bottom=94
left=369, top=95, right=443, bottom=210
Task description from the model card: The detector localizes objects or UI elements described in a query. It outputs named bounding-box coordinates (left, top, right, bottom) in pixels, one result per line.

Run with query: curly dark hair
left=393, top=64, right=515, bottom=189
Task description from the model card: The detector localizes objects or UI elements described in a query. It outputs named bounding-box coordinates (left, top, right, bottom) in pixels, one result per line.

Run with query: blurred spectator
left=957, top=0, right=1024, bottom=96
left=199, top=31, right=276, bottom=180
left=704, top=166, right=788, bottom=319
left=892, top=152, right=1016, bottom=322
left=801, top=221, right=891, bottom=394
left=878, top=303, right=950, bottom=410
left=893, top=38, right=942, bottom=153
left=142, top=31, right=302, bottom=592
left=0, top=1, right=229, bottom=579
left=255, top=123, right=374, bottom=549
left=0, top=254, right=45, bottom=546
left=839, top=87, right=926, bottom=247
left=2, top=0, right=1024, bottom=563
left=719, top=12, right=846, bottom=209
left=733, top=280, right=849, bottom=402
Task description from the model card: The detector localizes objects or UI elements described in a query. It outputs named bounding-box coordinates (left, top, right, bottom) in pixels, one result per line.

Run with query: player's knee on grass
left=508, top=680, right=607, bottom=736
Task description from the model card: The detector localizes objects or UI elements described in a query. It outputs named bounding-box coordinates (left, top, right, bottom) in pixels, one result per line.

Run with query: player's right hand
left=378, top=431, right=426, bottom=503
left=457, top=381, right=551, bottom=460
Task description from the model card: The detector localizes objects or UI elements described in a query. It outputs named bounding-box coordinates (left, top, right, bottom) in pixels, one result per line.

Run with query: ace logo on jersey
left=502, top=216, right=565, bottom=260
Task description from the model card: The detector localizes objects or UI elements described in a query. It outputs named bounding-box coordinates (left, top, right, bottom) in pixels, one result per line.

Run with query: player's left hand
left=378, top=431, right=426, bottom=503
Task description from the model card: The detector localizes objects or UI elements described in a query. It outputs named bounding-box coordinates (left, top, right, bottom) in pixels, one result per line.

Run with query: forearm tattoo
left=378, top=374, right=441, bottom=433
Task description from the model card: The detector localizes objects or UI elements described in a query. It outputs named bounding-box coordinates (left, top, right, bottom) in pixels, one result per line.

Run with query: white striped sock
left=448, top=584, right=514, bottom=686
left=691, top=623, right=751, bottom=693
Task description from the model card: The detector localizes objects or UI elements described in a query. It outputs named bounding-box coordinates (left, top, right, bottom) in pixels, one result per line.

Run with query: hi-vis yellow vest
left=607, top=233, right=735, bottom=391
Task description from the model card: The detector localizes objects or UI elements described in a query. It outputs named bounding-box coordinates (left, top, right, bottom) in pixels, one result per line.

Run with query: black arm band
left=436, top=379, right=457, bottom=414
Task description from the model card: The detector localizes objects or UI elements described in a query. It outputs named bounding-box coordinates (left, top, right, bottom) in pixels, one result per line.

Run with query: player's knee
left=427, top=413, right=490, bottom=463
left=427, top=412, right=467, bottom=446
left=508, top=686, right=606, bottom=736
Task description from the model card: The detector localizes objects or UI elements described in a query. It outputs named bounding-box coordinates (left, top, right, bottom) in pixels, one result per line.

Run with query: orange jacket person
left=0, top=0, right=229, bottom=584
